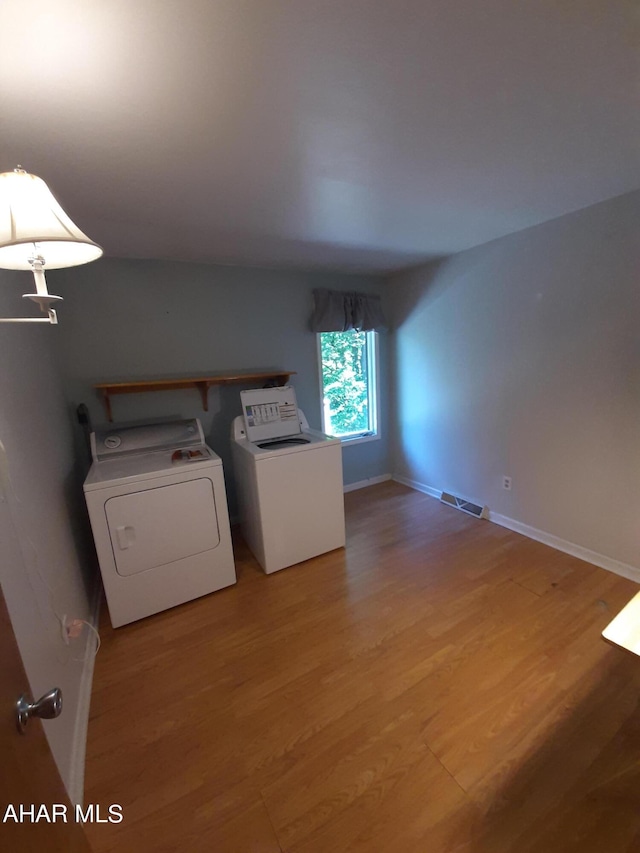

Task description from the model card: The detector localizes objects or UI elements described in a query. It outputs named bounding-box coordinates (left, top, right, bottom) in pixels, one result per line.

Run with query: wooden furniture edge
left=95, top=371, right=296, bottom=421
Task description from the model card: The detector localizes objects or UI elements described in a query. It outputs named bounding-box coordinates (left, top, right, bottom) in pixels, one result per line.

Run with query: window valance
left=310, top=289, right=387, bottom=333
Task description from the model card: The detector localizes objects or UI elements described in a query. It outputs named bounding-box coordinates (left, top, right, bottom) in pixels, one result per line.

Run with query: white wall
left=49, top=258, right=392, bottom=507
left=390, top=191, right=640, bottom=569
left=0, top=271, right=96, bottom=801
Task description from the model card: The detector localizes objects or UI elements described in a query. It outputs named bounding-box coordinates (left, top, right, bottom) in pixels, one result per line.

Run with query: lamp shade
left=0, top=168, right=103, bottom=270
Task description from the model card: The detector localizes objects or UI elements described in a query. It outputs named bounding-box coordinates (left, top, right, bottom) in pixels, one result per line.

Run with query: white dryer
left=84, top=419, right=236, bottom=627
left=231, top=387, right=345, bottom=574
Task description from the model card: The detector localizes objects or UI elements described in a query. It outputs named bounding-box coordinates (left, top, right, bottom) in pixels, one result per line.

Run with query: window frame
left=316, top=329, right=380, bottom=447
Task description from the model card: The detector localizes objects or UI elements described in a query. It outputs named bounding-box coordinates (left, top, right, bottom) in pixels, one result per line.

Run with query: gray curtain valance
left=310, top=289, right=386, bottom=332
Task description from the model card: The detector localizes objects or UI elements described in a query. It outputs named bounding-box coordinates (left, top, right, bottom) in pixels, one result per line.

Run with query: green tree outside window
left=320, top=331, right=372, bottom=436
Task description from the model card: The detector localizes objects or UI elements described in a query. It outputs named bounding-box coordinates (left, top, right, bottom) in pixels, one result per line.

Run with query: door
left=0, top=535, right=92, bottom=851
left=105, top=477, right=220, bottom=576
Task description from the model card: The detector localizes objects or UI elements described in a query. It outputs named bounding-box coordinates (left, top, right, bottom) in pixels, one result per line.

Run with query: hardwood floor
left=83, top=482, right=640, bottom=852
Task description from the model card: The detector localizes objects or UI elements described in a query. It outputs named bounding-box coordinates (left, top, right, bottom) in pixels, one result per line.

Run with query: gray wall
left=389, top=191, right=640, bottom=568
left=50, top=259, right=392, bottom=511
left=0, top=271, right=95, bottom=799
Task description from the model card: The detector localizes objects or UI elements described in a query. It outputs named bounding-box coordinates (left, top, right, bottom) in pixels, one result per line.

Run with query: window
left=318, top=330, right=378, bottom=442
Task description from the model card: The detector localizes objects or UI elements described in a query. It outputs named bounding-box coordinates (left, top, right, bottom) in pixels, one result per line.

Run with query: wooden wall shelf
left=95, top=371, right=296, bottom=422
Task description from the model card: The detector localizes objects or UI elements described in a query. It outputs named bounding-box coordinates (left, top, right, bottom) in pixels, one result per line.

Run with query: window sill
left=336, top=432, right=380, bottom=448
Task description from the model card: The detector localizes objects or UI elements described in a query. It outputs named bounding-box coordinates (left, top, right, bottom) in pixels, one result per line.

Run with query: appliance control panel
left=91, top=419, right=205, bottom=462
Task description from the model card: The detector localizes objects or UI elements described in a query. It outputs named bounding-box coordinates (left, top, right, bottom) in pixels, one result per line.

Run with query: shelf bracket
left=100, top=390, right=113, bottom=423
left=195, top=381, right=209, bottom=412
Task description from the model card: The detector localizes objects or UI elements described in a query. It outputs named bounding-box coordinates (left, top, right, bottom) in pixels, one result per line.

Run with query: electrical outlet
left=67, top=619, right=84, bottom=639
left=503, top=476, right=512, bottom=491
left=60, top=614, right=84, bottom=643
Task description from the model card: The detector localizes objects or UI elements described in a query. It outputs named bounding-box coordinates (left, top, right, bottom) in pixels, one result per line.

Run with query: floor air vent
left=440, top=491, right=487, bottom=519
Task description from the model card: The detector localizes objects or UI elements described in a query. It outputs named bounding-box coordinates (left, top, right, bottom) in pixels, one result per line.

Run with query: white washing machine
left=231, top=387, right=345, bottom=574
left=84, top=419, right=236, bottom=627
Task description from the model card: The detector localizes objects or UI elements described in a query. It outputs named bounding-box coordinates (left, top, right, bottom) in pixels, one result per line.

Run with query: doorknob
left=16, top=688, right=63, bottom=734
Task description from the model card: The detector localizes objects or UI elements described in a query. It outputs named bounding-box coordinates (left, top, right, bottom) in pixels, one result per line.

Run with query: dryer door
left=105, top=478, right=220, bottom=576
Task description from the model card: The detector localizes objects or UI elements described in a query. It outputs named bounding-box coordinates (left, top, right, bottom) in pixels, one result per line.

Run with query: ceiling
left=0, top=0, right=638, bottom=274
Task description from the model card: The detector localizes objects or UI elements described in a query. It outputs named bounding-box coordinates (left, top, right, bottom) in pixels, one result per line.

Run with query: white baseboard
left=394, top=475, right=640, bottom=584
left=392, top=474, right=441, bottom=500
left=344, top=473, right=392, bottom=493
left=488, top=511, right=640, bottom=584
left=66, top=581, right=102, bottom=807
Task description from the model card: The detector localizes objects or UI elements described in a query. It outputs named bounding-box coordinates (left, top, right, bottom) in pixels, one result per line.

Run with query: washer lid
left=241, top=386, right=301, bottom=443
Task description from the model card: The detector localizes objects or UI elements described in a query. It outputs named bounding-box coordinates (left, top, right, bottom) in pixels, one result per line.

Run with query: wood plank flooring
left=83, top=482, right=640, bottom=852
